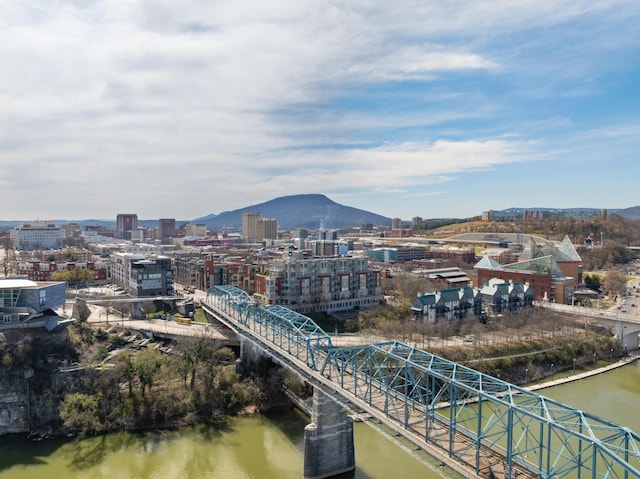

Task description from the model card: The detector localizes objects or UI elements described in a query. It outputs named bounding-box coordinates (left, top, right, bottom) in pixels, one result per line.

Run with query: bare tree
left=1, top=237, right=15, bottom=277
left=603, top=269, right=627, bottom=298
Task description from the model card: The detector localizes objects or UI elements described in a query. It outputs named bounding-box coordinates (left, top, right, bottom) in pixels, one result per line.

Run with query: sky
left=2, top=1, right=640, bottom=222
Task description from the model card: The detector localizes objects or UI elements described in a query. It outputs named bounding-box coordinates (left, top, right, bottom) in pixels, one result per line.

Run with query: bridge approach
left=202, top=285, right=640, bottom=479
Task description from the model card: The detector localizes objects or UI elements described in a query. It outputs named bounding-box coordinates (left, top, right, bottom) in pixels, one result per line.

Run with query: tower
left=242, top=212, right=261, bottom=242
left=116, top=214, right=138, bottom=240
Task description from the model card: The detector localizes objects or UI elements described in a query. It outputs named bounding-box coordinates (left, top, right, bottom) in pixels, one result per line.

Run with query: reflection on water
left=0, top=408, right=446, bottom=479
left=2, top=362, right=638, bottom=479
left=541, top=360, right=640, bottom=431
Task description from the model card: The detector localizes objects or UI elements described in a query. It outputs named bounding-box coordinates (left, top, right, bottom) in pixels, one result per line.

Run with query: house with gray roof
left=411, top=286, right=482, bottom=323
left=479, top=278, right=534, bottom=314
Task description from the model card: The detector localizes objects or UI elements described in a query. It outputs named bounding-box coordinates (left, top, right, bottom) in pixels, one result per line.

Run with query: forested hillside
left=430, top=214, right=640, bottom=246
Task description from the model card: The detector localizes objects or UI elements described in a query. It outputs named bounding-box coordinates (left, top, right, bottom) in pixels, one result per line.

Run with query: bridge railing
left=204, top=286, right=640, bottom=479
left=206, top=286, right=333, bottom=370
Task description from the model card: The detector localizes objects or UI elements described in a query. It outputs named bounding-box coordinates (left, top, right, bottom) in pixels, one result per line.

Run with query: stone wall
left=0, top=374, right=28, bottom=436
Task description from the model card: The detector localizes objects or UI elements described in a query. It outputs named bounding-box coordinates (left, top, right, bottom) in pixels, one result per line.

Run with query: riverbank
left=525, top=353, right=638, bottom=392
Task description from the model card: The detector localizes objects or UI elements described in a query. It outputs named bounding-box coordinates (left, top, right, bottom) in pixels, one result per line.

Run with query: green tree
left=51, top=268, right=95, bottom=286
left=59, top=392, right=102, bottom=437
left=583, top=273, right=603, bottom=292
left=134, top=348, right=162, bottom=397
left=179, top=336, right=221, bottom=390
left=118, top=353, right=136, bottom=397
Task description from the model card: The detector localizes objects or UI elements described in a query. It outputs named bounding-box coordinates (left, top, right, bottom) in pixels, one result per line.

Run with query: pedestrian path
left=526, top=354, right=638, bottom=392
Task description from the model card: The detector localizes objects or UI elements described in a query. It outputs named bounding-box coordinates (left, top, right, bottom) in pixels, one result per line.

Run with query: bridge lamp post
left=593, top=353, right=597, bottom=368
left=551, top=363, right=554, bottom=380
left=610, top=348, right=614, bottom=362
left=573, top=358, right=576, bottom=375
left=525, top=368, right=528, bottom=386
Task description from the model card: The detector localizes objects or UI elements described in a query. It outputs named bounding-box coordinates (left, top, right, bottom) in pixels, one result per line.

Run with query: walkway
left=527, top=353, right=638, bottom=392
left=202, top=285, right=640, bottom=479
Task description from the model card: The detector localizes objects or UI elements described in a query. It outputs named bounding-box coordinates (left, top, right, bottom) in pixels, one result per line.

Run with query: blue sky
left=1, top=1, right=639, bottom=221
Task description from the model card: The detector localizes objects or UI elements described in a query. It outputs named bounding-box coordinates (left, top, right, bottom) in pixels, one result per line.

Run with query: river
left=1, top=362, right=639, bottom=479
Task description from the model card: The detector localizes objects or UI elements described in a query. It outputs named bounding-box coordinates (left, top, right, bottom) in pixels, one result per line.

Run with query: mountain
left=193, top=194, right=391, bottom=231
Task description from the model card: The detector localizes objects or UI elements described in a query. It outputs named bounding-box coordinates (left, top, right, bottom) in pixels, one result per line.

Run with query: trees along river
left=1, top=362, right=639, bottom=479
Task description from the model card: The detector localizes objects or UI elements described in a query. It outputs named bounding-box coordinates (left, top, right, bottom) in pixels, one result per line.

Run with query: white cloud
left=1, top=0, right=639, bottom=219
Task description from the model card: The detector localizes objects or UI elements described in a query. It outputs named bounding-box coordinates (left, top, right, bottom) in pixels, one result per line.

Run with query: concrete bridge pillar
left=303, top=387, right=355, bottom=479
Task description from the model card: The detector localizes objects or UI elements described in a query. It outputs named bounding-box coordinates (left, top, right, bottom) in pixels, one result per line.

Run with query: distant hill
left=193, top=194, right=391, bottom=231
left=613, top=206, right=640, bottom=221
left=1, top=202, right=638, bottom=233
left=501, top=207, right=640, bottom=221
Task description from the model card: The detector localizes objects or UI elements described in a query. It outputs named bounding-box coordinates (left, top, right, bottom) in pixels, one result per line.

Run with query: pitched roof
left=413, top=293, right=437, bottom=306
left=558, top=235, right=583, bottom=262
left=474, top=255, right=502, bottom=270
left=503, top=255, right=565, bottom=277
left=439, top=288, right=463, bottom=302
left=519, top=236, right=545, bottom=261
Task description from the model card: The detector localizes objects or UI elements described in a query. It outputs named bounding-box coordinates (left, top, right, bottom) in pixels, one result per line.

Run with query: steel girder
left=203, top=289, right=640, bottom=479
left=320, top=341, right=640, bottom=479
left=207, top=286, right=333, bottom=369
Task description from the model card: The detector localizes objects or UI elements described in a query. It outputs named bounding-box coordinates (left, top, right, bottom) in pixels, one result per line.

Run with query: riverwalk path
left=526, top=353, right=638, bottom=392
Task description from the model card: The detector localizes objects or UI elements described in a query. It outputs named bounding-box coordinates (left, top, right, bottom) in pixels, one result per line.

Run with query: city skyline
left=2, top=1, right=640, bottom=221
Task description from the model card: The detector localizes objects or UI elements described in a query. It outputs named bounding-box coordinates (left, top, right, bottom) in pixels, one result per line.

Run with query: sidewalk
left=525, top=353, right=638, bottom=392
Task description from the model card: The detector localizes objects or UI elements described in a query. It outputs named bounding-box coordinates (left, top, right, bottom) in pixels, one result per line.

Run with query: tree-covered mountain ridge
left=431, top=213, right=640, bottom=247
left=193, top=194, right=392, bottom=231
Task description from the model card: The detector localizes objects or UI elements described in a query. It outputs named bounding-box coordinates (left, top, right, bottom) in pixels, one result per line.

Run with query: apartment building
left=254, top=255, right=383, bottom=313
left=411, top=286, right=483, bottom=323
left=110, top=252, right=174, bottom=297
left=173, top=253, right=221, bottom=291
left=411, top=279, right=533, bottom=323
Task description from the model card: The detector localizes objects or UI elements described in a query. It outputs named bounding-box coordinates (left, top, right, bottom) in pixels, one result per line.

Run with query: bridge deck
left=203, top=286, right=640, bottom=479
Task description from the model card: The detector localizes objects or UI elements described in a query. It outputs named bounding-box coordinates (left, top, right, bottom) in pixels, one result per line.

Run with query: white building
left=10, top=221, right=65, bottom=250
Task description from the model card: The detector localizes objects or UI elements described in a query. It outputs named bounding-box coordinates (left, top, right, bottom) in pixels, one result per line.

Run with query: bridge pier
left=303, top=387, right=355, bottom=479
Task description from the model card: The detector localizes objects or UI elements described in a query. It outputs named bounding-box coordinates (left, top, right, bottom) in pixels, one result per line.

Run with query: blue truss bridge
left=202, top=285, right=640, bottom=479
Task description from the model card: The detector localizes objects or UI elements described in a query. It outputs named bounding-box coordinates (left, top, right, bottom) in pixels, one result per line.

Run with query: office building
left=10, top=221, right=64, bottom=250
left=158, top=218, right=176, bottom=243
left=116, top=214, right=138, bottom=240
left=256, top=218, right=277, bottom=244
left=242, top=212, right=261, bottom=242
left=110, top=253, right=174, bottom=297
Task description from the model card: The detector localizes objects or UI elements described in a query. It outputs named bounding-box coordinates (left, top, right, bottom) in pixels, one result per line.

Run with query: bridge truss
left=206, top=285, right=640, bottom=479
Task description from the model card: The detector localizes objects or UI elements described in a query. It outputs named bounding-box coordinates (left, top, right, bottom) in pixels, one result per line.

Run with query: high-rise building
left=158, top=218, right=176, bottom=243
left=185, top=223, right=207, bottom=237
left=116, top=214, right=138, bottom=240
left=256, top=218, right=277, bottom=244
left=242, top=212, right=261, bottom=242
left=392, top=217, right=402, bottom=230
